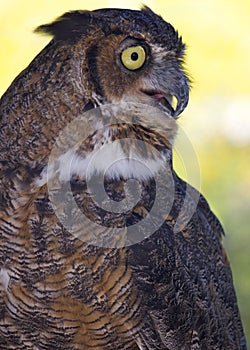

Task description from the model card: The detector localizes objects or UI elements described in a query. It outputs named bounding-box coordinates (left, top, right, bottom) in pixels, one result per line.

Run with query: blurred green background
left=0, top=0, right=249, bottom=346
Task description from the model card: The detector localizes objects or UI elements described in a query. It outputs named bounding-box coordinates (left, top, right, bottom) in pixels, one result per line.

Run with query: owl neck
left=36, top=141, right=172, bottom=192
left=57, top=146, right=172, bottom=183
left=36, top=117, right=175, bottom=186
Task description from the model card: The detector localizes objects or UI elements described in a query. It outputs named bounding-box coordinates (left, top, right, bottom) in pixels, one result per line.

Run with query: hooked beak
left=141, top=72, right=189, bottom=118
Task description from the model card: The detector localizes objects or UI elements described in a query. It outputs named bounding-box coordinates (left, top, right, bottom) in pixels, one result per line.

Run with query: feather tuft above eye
left=34, top=11, right=92, bottom=41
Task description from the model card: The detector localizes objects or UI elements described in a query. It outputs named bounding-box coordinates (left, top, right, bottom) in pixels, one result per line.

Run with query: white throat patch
left=37, top=139, right=169, bottom=186
left=36, top=103, right=177, bottom=187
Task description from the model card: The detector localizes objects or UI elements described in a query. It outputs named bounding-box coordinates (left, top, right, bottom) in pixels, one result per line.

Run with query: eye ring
left=120, top=45, right=146, bottom=71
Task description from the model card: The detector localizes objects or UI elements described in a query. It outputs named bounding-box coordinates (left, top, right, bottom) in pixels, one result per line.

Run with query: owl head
left=0, top=7, right=190, bottom=183
left=36, top=6, right=189, bottom=118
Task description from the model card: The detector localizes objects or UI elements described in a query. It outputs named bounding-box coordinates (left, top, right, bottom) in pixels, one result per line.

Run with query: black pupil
left=131, top=52, right=139, bottom=61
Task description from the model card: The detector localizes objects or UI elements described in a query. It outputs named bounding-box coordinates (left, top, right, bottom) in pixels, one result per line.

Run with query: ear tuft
left=140, top=5, right=154, bottom=13
left=34, top=11, right=92, bottom=41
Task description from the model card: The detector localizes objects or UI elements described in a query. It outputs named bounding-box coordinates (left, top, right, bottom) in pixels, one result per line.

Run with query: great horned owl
left=0, top=7, right=247, bottom=350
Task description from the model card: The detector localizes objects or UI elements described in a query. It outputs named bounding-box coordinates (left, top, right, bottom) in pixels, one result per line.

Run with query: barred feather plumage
left=0, top=6, right=246, bottom=350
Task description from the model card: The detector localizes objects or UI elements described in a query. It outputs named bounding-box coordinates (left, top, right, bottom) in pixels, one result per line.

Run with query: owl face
left=91, top=34, right=188, bottom=118
left=38, top=7, right=189, bottom=118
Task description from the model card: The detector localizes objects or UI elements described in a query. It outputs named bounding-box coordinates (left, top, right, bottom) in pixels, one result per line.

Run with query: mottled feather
left=0, top=7, right=247, bottom=350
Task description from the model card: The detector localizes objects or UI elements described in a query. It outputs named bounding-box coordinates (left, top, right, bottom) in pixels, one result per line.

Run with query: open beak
left=141, top=89, right=176, bottom=116
left=141, top=72, right=189, bottom=118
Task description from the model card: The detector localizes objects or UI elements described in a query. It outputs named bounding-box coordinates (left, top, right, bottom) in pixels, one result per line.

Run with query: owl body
left=0, top=7, right=247, bottom=350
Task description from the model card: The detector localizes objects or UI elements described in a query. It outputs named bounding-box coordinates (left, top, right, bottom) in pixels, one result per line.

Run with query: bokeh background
left=0, top=0, right=249, bottom=345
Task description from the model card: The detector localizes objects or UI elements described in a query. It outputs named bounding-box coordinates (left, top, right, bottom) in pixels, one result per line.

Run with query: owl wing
left=127, top=172, right=247, bottom=349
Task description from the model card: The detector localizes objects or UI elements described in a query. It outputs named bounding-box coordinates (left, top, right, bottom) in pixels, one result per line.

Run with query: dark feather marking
left=86, top=44, right=104, bottom=97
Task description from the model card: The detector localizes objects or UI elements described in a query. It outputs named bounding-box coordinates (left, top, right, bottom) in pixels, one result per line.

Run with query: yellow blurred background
left=0, top=0, right=249, bottom=345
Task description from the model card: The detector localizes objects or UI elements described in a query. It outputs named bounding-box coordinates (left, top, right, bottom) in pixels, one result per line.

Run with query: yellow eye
left=120, top=46, right=146, bottom=71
